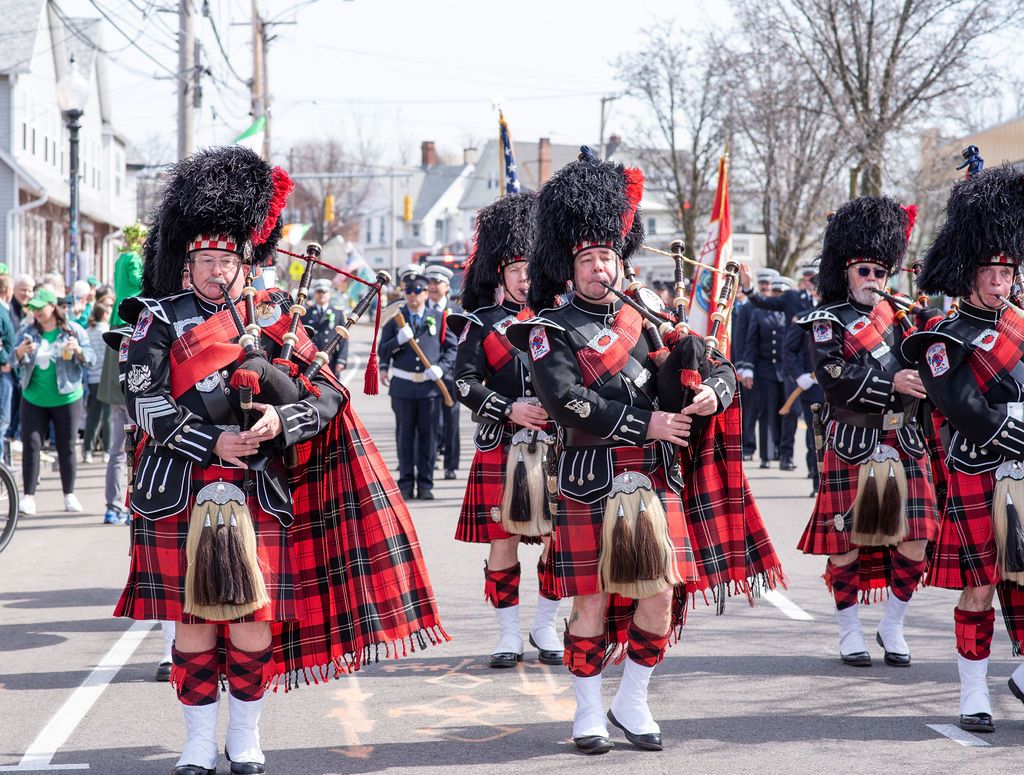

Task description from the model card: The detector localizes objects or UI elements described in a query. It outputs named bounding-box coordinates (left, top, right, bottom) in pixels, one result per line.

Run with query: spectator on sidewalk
left=98, top=324, right=131, bottom=525
left=82, top=303, right=112, bottom=463
left=14, top=288, right=95, bottom=515
left=11, top=274, right=33, bottom=328
left=0, top=281, right=15, bottom=462
left=71, top=280, right=94, bottom=329
left=112, top=223, right=145, bottom=327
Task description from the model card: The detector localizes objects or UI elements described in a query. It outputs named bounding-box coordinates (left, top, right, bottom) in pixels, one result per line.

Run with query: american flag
left=499, top=111, right=521, bottom=195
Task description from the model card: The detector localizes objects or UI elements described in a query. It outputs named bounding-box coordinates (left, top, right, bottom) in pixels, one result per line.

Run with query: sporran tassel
left=508, top=451, right=532, bottom=523
left=634, top=498, right=667, bottom=581
left=214, top=510, right=235, bottom=603
left=993, top=479, right=1024, bottom=584
left=188, top=509, right=218, bottom=607
left=226, top=512, right=258, bottom=605
left=852, top=464, right=880, bottom=541
left=610, top=504, right=638, bottom=584
left=877, top=463, right=904, bottom=538
left=851, top=457, right=908, bottom=546
left=498, top=440, right=550, bottom=536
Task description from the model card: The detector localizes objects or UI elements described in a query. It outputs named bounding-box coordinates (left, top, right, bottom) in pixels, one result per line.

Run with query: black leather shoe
left=780, top=459, right=797, bottom=472
left=173, top=766, right=215, bottom=775
left=958, top=713, right=994, bottom=733
left=573, top=734, right=613, bottom=754
left=607, top=710, right=663, bottom=751
left=841, top=651, right=872, bottom=667
left=742, top=453, right=753, bottom=462
left=809, top=487, right=818, bottom=498
left=489, top=651, right=522, bottom=668
left=444, top=469, right=457, bottom=480
left=417, top=490, right=435, bottom=500
left=399, top=487, right=414, bottom=500
left=1008, top=676, right=1024, bottom=705
left=155, top=660, right=172, bottom=682
left=875, top=632, right=911, bottom=667
left=759, top=460, right=770, bottom=469
left=226, top=748, right=266, bottom=774
left=528, top=634, right=562, bottom=665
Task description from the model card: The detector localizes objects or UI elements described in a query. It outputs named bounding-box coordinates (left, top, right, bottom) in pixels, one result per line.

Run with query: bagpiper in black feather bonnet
left=815, top=195, right=916, bottom=305
left=916, top=164, right=1024, bottom=299
left=461, top=191, right=537, bottom=312
left=527, top=146, right=645, bottom=311
left=142, top=145, right=294, bottom=298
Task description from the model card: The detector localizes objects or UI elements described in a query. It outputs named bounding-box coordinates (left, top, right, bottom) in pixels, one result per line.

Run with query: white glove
left=425, top=364, right=444, bottom=382
left=796, top=373, right=815, bottom=391
left=396, top=324, right=415, bottom=345
left=738, top=368, right=754, bottom=381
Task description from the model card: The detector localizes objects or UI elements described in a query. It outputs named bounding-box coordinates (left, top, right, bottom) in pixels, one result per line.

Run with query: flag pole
left=498, top=111, right=507, bottom=198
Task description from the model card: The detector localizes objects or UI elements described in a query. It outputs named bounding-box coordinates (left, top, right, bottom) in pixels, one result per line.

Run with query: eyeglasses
left=192, top=256, right=242, bottom=273
left=855, top=266, right=888, bottom=280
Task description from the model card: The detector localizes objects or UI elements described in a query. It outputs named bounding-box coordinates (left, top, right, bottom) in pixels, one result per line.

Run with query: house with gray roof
left=0, top=0, right=137, bottom=280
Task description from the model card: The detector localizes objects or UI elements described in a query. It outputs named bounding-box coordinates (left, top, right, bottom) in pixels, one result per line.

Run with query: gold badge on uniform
left=255, top=302, right=282, bottom=327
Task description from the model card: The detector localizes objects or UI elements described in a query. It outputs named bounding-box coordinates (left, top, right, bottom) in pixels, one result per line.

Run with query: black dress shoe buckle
left=958, top=712, right=994, bottom=733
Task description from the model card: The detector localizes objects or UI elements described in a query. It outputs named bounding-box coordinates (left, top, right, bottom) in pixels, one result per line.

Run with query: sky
left=60, top=0, right=735, bottom=166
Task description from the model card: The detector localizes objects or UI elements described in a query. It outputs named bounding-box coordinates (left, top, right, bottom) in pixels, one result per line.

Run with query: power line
left=82, top=0, right=178, bottom=77
left=203, top=0, right=248, bottom=85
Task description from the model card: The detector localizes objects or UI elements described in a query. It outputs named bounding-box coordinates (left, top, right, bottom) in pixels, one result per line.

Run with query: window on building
left=435, top=218, right=445, bottom=242
left=378, top=217, right=385, bottom=244
left=30, top=128, right=35, bottom=155
left=43, top=137, right=48, bottom=162
left=647, top=217, right=657, bottom=235
left=21, top=123, right=26, bottom=151
left=412, top=223, right=421, bottom=238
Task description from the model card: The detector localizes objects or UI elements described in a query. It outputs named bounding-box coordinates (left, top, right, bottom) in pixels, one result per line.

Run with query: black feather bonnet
left=916, top=164, right=1024, bottom=298
left=527, top=147, right=645, bottom=311
left=461, top=192, right=537, bottom=311
left=816, top=195, right=914, bottom=304
left=142, top=145, right=294, bottom=298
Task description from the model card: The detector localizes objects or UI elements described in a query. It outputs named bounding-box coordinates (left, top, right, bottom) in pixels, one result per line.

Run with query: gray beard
left=850, top=286, right=881, bottom=307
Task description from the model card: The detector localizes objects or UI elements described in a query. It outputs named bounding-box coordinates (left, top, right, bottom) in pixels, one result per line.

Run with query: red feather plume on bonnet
left=622, top=167, right=645, bottom=237
left=253, top=166, right=295, bottom=246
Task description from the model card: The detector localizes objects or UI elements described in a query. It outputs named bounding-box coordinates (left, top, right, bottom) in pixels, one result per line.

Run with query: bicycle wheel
left=0, top=462, right=19, bottom=553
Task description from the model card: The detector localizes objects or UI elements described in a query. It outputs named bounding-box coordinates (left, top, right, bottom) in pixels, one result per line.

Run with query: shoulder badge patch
left=131, top=309, right=153, bottom=341
left=813, top=321, right=833, bottom=343
left=126, top=364, right=152, bottom=393
left=846, top=316, right=870, bottom=335
left=972, top=329, right=998, bottom=352
left=494, top=315, right=517, bottom=336
left=118, top=336, right=130, bottom=363
left=926, top=342, right=950, bottom=377
left=529, top=326, right=550, bottom=360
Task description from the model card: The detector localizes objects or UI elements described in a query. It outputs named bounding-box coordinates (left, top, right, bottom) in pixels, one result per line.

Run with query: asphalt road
left=1, top=324, right=1022, bottom=774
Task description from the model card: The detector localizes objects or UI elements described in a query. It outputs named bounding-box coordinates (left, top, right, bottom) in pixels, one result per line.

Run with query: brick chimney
left=538, top=137, right=552, bottom=185
left=421, top=141, right=438, bottom=168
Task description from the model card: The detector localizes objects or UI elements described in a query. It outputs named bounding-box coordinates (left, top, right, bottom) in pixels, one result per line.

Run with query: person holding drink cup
left=14, top=287, right=95, bottom=515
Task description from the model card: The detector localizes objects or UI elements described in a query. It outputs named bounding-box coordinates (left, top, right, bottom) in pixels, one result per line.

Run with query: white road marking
left=926, top=723, right=991, bottom=747
left=763, top=589, right=814, bottom=621
left=0, top=621, right=156, bottom=772
left=340, top=355, right=362, bottom=387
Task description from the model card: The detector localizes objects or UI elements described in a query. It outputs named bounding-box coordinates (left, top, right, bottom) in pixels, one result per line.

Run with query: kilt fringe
left=269, top=624, right=451, bottom=693
left=690, top=567, right=789, bottom=615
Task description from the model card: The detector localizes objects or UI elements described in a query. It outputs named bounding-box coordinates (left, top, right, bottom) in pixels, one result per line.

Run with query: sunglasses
left=404, top=284, right=426, bottom=294
left=855, top=266, right=888, bottom=280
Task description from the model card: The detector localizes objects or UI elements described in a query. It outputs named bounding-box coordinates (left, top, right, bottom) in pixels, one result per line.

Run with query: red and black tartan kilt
left=929, top=468, right=1000, bottom=589
left=114, top=463, right=299, bottom=624
left=454, top=423, right=541, bottom=546
left=798, top=430, right=938, bottom=594
left=550, top=443, right=697, bottom=599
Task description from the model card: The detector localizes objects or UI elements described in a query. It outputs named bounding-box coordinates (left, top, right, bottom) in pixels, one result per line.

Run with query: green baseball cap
left=26, top=287, right=58, bottom=310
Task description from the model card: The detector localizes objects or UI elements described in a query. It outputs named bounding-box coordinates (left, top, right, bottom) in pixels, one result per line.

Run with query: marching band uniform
left=114, top=147, right=445, bottom=774
left=508, top=149, right=781, bottom=754
left=449, top=192, right=563, bottom=668
left=904, top=164, right=1024, bottom=732
left=782, top=320, right=824, bottom=496
left=743, top=281, right=793, bottom=470
left=378, top=267, right=458, bottom=500
left=796, top=196, right=937, bottom=669
left=426, top=265, right=463, bottom=479
left=301, top=278, right=349, bottom=375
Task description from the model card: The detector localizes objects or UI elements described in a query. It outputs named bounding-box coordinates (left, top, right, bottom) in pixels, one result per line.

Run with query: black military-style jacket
left=903, top=301, right=1024, bottom=474
left=507, top=296, right=735, bottom=502
left=120, top=290, right=344, bottom=525
left=449, top=300, right=534, bottom=450
left=796, top=296, right=924, bottom=463
left=302, top=303, right=349, bottom=370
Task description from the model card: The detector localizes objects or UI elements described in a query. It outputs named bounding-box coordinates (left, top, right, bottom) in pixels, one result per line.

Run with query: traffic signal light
left=403, top=195, right=413, bottom=222
left=324, top=194, right=335, bottom=223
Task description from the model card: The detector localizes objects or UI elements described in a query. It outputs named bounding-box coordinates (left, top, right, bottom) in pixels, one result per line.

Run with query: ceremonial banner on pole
left=687, top=154, right=733, bottom=354
left=498, top=110, right=521, bottom=197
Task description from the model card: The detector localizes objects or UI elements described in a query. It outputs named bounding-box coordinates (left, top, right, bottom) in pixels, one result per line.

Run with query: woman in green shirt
left=14, top=288, right=96, bottom=515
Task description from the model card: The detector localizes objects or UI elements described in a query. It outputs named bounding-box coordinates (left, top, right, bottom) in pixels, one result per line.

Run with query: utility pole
left=178, top=0, right=195, bottom=160
left=251, top=0, right=268, bottom=159
left=598, top=94, right=620, bottom=160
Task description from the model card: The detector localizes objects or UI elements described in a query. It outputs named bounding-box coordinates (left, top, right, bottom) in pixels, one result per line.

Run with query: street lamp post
left=56, top=64, right=89, bottom=289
